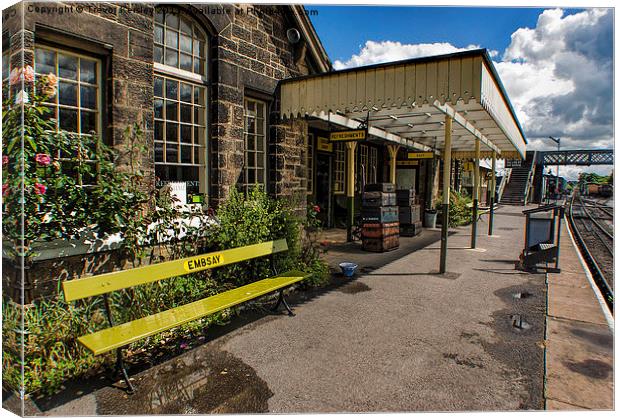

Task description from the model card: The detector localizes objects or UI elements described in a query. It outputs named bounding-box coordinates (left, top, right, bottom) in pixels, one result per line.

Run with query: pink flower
left=2, top=156, right=8, bottom=166
left=33, top=183, right=46, bottom=195
left=180, top=343, right=189, bottom=350
left=35, top=153, right=51, bottom=166
left=45, top=73, right=58, bottom=86
left=2, top=184, right=9, bottom=197
left=9, top=68, right=21, bottom=85
left=22, top=66, right=35, bottom=83
left=313, top=205, right=321, bottom=213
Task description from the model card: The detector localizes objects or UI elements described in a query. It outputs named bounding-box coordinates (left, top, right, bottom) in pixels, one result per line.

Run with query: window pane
left=154, top=25, right=164, bottom=44
left=194, top=127, right=205, bottom=145
left=193, top=58, right=205, bottom=75
left=59, top=108, right=78, bottom=132
left=154, top=46, right=163, bottom=64
left=180, top=17, right=192, bottom=35
left=154, top=99, right=163, bottom=118
left=80, top=85, right=97, bottom=109
left=58, top=81, right=77, bottom=106
left=166, top=101, right=178, bottom=121
left=180, top=34, right=192, bottom=53
left=194, top=146, right=203, bottom=164
left=180, top=53, right=192, bottom=71
left=166, top=146, right=178, bottom=164
left=80, top=59, right=96, bottom=83
left=181, top=145, right=192, bottom=163
left=247, top=135, right=255, bottom=151
left=166, top=123, right=178, bottom=143
left=165, top=48, right=178, bottom=67
left=35, top=48, right=55, bottom=75
left=154, top=121, right=164, bottom=140
left=155, top=9, right=164, bottom=23
left=180, top=104, right=192, bottom=123
left=194, top=107, right=205, bottom=126
left=165, top=29, right=178, bottom=49
left=257, top=135, right=264, bottom=151
left=180, top=83, right=192, bottom=102
left=194, top=39, right=204, bottom=57
left=81, top=111, right=97, bottom=134
left=165, top=12, right=179, bottom=29
left=58, top=54, right=78, bottom=80
left=194, top=87, right=205, bottom=105
left=154, top=77, right=163, bottom=97
left=165, top=79, right=178, bottom=99
left=247, top=168, right=255, bottom=184
left=180, top=125, right=192, bottom=143
left=155, top=141, right=164, bottom=162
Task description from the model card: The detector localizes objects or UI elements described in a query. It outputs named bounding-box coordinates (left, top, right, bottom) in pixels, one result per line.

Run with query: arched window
left=153, top=8, right=208, bottom=202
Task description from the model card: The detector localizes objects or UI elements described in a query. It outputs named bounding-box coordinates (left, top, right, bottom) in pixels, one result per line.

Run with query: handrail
left=497, top=168, right=512, bottom=202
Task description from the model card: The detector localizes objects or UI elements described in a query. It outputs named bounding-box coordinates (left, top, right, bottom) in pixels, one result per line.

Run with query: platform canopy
left=280, top=49, right=527, bottom=160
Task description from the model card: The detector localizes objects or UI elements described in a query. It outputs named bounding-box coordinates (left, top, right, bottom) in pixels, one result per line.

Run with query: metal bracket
left=103, top=294, right=135, bottom=394
left=271, top=289, right=295, bottom=316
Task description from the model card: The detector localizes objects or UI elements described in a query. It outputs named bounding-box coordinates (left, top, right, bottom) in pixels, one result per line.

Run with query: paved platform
left=15, top=205, right=549, bottom=415
left=544, top=222, right=614, bottom=410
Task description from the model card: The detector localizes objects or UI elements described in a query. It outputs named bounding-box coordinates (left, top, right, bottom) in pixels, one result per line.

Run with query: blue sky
left=309, top=6, right=549, bottom=63
left=307, top=6, right=613, bottom=179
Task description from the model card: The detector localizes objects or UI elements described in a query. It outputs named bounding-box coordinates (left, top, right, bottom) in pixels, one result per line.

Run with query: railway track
left=567, top=193, right=614, bottom=312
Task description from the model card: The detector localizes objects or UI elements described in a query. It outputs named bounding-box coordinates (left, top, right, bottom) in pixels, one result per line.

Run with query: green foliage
left=435, top=190, right=473, bottom=227
left=578, top=172, right=612, bottom=185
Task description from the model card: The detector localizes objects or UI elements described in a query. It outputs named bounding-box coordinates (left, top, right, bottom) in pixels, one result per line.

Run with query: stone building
left=2, top=2, right=331, bottom=210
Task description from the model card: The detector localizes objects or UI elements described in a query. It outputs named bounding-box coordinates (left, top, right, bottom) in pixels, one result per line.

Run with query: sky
left=308, top=6, right=614, bottom=180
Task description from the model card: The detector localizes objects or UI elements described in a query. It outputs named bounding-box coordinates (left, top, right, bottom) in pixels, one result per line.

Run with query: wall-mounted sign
left=505, top=159, right=522, bottom=168
left=329, top=129, right=367, bottom=142
left=407, top=152, right=434, bottom=159
left=397, top=160, right=419, bottom=166
left=317, top=136, right=333, bottom=152
left=463, top=162, right=474, bottom=171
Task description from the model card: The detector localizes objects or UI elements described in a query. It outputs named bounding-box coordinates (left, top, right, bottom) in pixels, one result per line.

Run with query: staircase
left=500, top=151, right=536, bottom=206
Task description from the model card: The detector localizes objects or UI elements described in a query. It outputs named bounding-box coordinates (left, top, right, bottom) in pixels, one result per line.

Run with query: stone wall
left=3, top=2, right=318, bottom=207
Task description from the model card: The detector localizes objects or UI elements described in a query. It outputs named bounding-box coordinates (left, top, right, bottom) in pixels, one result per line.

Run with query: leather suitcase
left=362, top=206, right=399, bottom=223
left=400, top=221, right=423, bottom=237
left=364, top=183, right=396, bottom=193
left=361, top=222, right=400, bottom=238
left=362, top=235, right=399, bottom=252
left=362, top=192, right=397, bottom=207
left=399, top=205, right=421, bottom=224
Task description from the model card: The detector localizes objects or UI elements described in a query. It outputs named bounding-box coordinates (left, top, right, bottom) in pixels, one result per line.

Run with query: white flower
left=14, top=90, right=29, bottom=105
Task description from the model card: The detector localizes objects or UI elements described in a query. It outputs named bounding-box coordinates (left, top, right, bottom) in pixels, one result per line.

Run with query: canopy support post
left=346, top=141, right=357, bottom=242
left=488, top=151, right=496, bottom=235
left=387, top=145, right=400, bottom=184
left=471, top=139, right=480, bottom=248
left=439, top=115, right=452, bottom=274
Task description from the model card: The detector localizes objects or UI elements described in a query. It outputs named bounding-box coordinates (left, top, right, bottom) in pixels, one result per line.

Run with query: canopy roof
left=280, top=49, right=527, bottom=159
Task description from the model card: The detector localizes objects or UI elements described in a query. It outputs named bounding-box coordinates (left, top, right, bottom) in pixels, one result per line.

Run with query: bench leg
left=271, top=289, right=295, bottom=316
left=116, top=348, right=135, bottom=394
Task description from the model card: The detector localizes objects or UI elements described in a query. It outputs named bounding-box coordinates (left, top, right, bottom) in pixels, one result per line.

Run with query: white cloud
left=333, top=40, right=480, bottom=70
left=494, top=8, right=613, bottom=155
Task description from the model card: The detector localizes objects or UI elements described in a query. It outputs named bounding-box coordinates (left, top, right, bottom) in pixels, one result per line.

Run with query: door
left=315, top=153, right=333, bottom=227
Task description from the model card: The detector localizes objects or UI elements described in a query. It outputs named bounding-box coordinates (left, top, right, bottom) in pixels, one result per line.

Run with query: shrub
left=435, top=190, right=473, bottom=227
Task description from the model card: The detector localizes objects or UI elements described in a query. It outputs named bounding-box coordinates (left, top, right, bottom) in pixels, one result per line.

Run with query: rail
left=497, top=168, right=512, bottom=202
left=566, top=192, right=614, bottom=311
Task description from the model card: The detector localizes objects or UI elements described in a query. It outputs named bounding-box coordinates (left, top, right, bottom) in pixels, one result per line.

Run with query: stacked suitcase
left=397, top=189, right=423, bottom=237
left=361, top=183, right=399, bottom=252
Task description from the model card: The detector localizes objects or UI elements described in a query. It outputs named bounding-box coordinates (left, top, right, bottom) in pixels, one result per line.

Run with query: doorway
left=315, top=153, right=333, bottom=227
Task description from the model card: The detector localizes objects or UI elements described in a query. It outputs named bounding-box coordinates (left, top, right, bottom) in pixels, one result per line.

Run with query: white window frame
left=242, top=97, right=268, bottom=194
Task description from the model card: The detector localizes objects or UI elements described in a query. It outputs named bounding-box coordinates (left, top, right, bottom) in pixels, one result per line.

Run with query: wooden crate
left=361, top=206, right=399, bottom=223
left=362, top=191, right=397, bottom=207
left=399, top=205, right=421, bottom=224
left=364, top=183, right=396, bottom=193
left=362, top=235, right=399, bottom=252
left=400, top=221, right=423, bottom=237
left=361, top=222, right=400, bottom=238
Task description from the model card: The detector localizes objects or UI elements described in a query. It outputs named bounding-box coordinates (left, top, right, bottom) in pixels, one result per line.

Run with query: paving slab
left=544, top=223, right=614, bottom=410
left=20, top=205, right=547, bottom=414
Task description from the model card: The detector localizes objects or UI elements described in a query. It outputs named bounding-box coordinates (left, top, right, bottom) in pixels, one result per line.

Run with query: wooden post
left=346, top=141, right=357, bottom=242
left=387, top=145, right=400, bottom=185
left=439, top=115, right=452, bottom=274
left=471, top=139, right=480, bottom=248
left=488, top=151, right=496, bottom=235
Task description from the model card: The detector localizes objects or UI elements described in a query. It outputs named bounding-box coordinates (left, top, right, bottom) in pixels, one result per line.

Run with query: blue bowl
left=339, top=262, right=358, bottom=277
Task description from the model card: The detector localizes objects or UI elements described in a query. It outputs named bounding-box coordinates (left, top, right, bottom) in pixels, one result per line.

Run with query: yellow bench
left=63, top=239, right=310, bottom=393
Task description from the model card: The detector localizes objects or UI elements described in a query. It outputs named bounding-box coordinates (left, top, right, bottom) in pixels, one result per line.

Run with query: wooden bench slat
left=78, top=270, right=311, bottom=355
left=63, top=239, right=289, bottom=302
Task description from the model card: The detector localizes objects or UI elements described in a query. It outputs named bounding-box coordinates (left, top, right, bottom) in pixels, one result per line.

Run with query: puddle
left=95, top=344, right=272, bottom=414
left=338, top=281, right=371, bottom=294
left=443, top=353, right=484, bottom=369
left=563, top=359, right=612, bottom=380
left=570, top=328, right=613, bottom=349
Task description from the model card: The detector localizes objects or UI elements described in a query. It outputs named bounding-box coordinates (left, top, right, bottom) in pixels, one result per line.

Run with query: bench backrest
left=63, top=239, right=289, bottom=302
